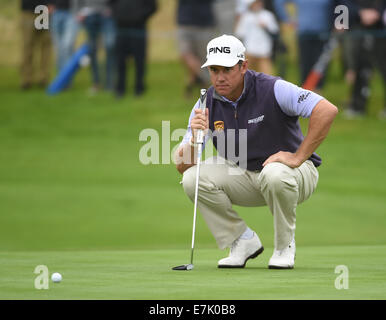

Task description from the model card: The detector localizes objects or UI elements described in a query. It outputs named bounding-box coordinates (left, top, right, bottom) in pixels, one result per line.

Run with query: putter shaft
left=190, top=143, right=203, bottom=265
left=174, top=89, right=206, bottom=271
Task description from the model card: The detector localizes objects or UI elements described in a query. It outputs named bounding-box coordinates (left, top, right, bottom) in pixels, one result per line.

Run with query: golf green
left=1, top=245, right=385, bottom=299
left=0, top=59, right=385, bottom=300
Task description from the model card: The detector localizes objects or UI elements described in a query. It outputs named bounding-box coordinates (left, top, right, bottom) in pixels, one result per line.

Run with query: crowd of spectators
left=19, top=0, right=386, bottom=117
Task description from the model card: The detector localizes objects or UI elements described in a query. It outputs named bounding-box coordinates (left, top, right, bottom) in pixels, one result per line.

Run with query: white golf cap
left=201, top=34, right=246, bottom=68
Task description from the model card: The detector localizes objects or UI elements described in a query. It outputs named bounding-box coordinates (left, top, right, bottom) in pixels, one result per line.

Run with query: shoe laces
left=230, top=238, right=240, bottom=254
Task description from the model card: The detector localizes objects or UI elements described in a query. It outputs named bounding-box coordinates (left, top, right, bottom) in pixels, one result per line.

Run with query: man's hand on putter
left=191, top=108, right=209, bottom=142
left=263, top=151, right=303, bottom=169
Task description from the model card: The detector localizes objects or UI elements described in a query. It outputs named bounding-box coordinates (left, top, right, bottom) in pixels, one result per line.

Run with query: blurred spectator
left=235, top=0, right=250, bottom=25
left=236, top=0, right=278, bottom=25
left=213, top=0, right=236, bottom=35
left=110, top=0, right=157, bottom=98
left=235, top=0, right=279, bottom=75
left=236, top=0, right=288, bottom=77
left=176, top=0, right=215, bottom=98
left=343, top=0, right=386, bottom=119
left=274, top=0, right=335, bottom=89
left=20, top=0, right=52, bottom=90
left=72, top=0, right=116, bottom=92
left=263, top=0, right=277, bottom=12
left=49, top=1, right=79, bottom=72
left=263, top=0, right=289, bottom=77
left=340, top=30, right=357, bottom=86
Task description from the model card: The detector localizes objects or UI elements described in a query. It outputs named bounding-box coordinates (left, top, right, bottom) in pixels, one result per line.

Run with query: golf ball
left=51, top=272, right=62, bottom=283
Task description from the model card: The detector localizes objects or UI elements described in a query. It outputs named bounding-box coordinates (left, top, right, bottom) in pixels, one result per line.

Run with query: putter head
left=172, top=264, right=194, bottom=271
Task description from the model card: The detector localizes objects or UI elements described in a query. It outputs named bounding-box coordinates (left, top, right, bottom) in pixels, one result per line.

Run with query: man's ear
left=241, top=60, right=248, bottom=74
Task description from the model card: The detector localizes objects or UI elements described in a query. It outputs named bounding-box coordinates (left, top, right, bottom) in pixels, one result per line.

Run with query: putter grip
left=196, top=89, right=207, bottom=144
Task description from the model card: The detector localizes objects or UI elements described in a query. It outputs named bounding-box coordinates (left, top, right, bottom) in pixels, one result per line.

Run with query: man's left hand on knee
left=263, top=151, right=302, bottom=169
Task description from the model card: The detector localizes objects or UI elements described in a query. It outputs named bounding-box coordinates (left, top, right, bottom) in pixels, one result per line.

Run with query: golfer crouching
left=174, top=35, right=338, bottom=269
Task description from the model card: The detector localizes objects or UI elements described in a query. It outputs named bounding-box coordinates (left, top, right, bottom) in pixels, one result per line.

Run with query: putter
left=172, top=88, right=207, bottom=271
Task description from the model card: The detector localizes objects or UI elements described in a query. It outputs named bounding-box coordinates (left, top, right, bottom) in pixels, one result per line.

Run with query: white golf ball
left=51, top=272, right=62, bottom=283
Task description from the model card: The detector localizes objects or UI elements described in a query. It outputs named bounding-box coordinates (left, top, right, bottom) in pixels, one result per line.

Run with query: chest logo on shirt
left=214, top=121, right=224, bottom=131
left=248, top=115, right=265, bottom=124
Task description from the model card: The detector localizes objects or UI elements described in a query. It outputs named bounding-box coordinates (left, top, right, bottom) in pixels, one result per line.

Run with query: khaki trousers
left=182, top=157, right=319, bottom=250
left=20, top=11, right=52, bottom=86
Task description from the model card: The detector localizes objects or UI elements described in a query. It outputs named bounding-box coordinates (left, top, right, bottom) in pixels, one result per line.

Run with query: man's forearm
left=295, top=99, right=338, bottom=164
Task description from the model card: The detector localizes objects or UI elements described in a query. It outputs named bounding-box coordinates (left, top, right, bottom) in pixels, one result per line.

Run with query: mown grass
left=1, top=246, right=385, bottom=299
left=0, top=50, right=385, bottom=299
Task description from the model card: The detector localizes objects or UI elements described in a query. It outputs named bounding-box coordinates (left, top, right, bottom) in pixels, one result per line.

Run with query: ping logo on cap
left=209, top=47, right=231, bottom=54
left=201, top=35, right=246, bottom=68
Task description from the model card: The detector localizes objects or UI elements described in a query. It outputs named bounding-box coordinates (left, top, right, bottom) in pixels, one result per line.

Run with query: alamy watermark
left=138, top=121, right=248, bottom=175
left=33, top=5, right=49, bottom=30
left=334, top=265, right=349, bottom=290
left=30, top=4, right=350, bottom=32
left=34, top=265, right=49, bottom=289
left=334, top=5, right=350, bottom=30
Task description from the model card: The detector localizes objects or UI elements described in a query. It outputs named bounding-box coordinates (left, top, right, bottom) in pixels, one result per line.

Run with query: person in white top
left=235, top=0, right=279, bottom=75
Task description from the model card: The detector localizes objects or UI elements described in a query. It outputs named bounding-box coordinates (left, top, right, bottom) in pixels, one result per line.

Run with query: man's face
left=208, top=61, right=248, bottom=101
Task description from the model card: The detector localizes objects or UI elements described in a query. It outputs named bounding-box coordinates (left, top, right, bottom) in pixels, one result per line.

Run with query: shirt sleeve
left=235, top=13, right=248, bottom=39
left=274, top=79, right=325, bottom=118
left=265, top=11, right=279, bottom=34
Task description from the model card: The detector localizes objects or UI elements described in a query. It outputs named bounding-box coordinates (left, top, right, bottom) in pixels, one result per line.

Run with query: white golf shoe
left=268, top=239, right=296, bottom=269
left=218, top=232, right=264, bottom=268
